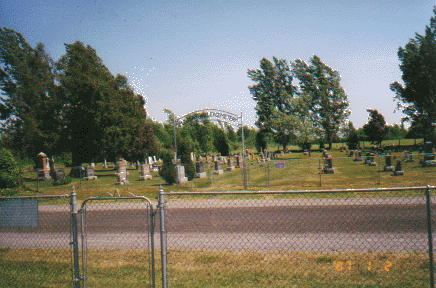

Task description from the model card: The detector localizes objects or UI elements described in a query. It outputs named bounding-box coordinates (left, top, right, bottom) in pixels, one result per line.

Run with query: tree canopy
left=391, top=7, right=436, bottom=142
left=363, top=109, right=387, bottom=146
left=0, top=30, right=153, bottom=166
left=248, top=56, right=350, bottom=150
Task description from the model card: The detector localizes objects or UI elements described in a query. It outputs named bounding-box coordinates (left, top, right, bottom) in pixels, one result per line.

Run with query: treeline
left=0, top=28, right=152, bottom=166
left=0, top=28, right=257, bottom=171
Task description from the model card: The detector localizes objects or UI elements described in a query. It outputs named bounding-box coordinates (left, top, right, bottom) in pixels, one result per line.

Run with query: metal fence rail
left=160, top=186, right=436, bottom=287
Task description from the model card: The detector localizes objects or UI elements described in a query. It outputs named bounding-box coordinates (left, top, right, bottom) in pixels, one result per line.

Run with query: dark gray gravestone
left=394, top=160, right=404, bottom=176
left=53, top=169, right=65, bottom=182
left=214, top=161, right=221, bottom=171
left=85, top=166, right=95, bottom=177
left=196, top=162, right=204, bottom=173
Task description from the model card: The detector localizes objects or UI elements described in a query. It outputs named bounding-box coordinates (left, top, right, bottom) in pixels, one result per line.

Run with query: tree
left=363, top=109, right=387, bottom=146
left=57, top=41, right=151, bottom=165
left=0, top=28, right=63, bottom=161
left=248, top=57, right=296, bottom=146
left=292, top=55, right=350, bottom=149
left=343, top=122, right=359, bottom=149
left=390, top=7, right=436, bottom=143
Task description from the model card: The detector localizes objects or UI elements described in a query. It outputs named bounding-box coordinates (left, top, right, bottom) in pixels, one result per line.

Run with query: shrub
left=52, top=176, right=72, bottom=186
left=160, top=151, right=176, bottom=185
left=0, top=148, right=21, bottom=194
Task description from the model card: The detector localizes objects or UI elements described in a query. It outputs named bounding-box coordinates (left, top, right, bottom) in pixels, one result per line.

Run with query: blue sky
left=1, top=0, right=435, bottom=128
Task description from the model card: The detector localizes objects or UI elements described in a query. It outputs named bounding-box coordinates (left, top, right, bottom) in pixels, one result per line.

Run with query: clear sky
left=1, top=0, right=435, bottom=128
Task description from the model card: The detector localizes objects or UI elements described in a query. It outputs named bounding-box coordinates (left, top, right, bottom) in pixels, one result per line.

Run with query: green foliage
left=0, top=148, right=20, bottom=193
left=391, top=7, right=436, bottom=143
left=212, top=125, right=230, bottom=156
left=255, top=130, right=268, bottom=153
left=160, top=150, right=176, bottom=185
left=292, top=55, right=350, bottom=149
left=0, top=28, right=64, bottom=160
left=363, top=109, right=387, bottom=146
left=248, top=57, right=296, bottom=147
left=57, top=42, right=152, bottom=165
left=342, top=121, right=359, bottom=149
left=52, top=176, right=72, bottom=186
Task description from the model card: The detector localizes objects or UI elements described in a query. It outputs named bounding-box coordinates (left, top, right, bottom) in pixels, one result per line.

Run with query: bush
left=52, top=176, right=72, bottom=186
left=184, top=162, right=196, bottom=181
left=0, top=148, right=21, bottom=194
left=160, top=151, right=176, bottom=185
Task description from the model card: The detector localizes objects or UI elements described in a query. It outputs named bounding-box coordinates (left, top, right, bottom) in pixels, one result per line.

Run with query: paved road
left=1, top=198, right=434, bottom=252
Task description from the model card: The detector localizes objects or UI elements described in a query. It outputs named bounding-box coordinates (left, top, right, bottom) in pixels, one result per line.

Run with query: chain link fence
left=0, top=194, right=73, bottom=287
left=160, top=186, right=436, bottom=287
left=0, top=193, right=155, bottom=288
left=79, top=197, right=155, bottom=287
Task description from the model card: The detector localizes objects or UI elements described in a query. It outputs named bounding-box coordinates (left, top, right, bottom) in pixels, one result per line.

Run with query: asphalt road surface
left=1, top=198, right=434, bottom=252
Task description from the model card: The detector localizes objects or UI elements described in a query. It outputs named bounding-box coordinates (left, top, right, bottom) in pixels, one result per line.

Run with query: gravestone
left=349, top=150, right=355, bottom=157
left=236, top=156, right=242, bottom=168
left=393, top=160, right=404, bottom=176
left=52, top=169, right=65, bottom=183
left=213, top=161, right=223, bottom=175
left=195, top=161, right=206, bottom=178
left=36, top=152, right=51, bottom=180
left=384, top=154, right=392, bottom=169
left=404, top=151, right=414, bottom=162
left=227, top=157, right=235, bottom=171
left=177, top=165, right=188, bottom=184
left=82, top=166, right=97, bottom=181
left=103, top=159, right=108, bottom=169
left=321, top=155, right=335, bottom=174
left=368, top=153, right=377, bottom=166
left=139, top=164, right=152, bottom=180
left=365, top=152, right=371, bottom=164
left=353, top=150, right=362, bottom=161
left=148, top=156, right=153, bottom=165
left=153, top=156, right=157, bottom=163
left=115, top=159, right=128, bottom=185
left=421, top=142, right=436, bottom=167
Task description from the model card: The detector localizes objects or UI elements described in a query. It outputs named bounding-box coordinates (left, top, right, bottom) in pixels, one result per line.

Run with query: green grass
left=0, top=248, right=430, bottom=287
left=15, top=147, right=435, bottom=201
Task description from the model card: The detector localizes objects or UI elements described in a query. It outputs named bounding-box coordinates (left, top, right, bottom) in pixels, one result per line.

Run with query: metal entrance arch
left=173, top=109, right=248, bottom=189
left=79, top=196, right=155, bottom=288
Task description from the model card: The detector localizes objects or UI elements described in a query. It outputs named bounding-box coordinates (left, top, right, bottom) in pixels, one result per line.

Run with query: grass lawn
left=16, top=148, right=435, bottom=201
left=0, top=248, right=429, bottom=288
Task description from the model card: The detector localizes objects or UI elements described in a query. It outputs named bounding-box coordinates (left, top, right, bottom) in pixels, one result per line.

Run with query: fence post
left=150, top=201, right=156, bottom=288
left=70, top=187, right=81, bottom=288
left=267, top=159, right=270, bottom=188
left=426, top=185, right=435, bottom=288
left=159, top=187, right=168, bottom=288
left=319, top=158, right=322, bottom=187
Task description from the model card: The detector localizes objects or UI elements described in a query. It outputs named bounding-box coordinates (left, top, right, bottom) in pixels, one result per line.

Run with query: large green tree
left=57, top=41, right=152, bottom=165
left=248, top=57, right=296, bottom=149
left=390, top=7, right=436, bottom=142
left=0, top=28, right=63, bottom=161
left=292, top=55, right=350, bottom=149
left=363, top=109, right=387, bottom=147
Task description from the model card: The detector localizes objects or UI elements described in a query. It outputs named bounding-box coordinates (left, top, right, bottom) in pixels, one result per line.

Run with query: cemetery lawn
left=18, top=149, right=435, bottom=201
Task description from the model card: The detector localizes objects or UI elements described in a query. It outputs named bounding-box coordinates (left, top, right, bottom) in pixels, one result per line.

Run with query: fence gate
left=79, top=196, right=155, bottom=288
